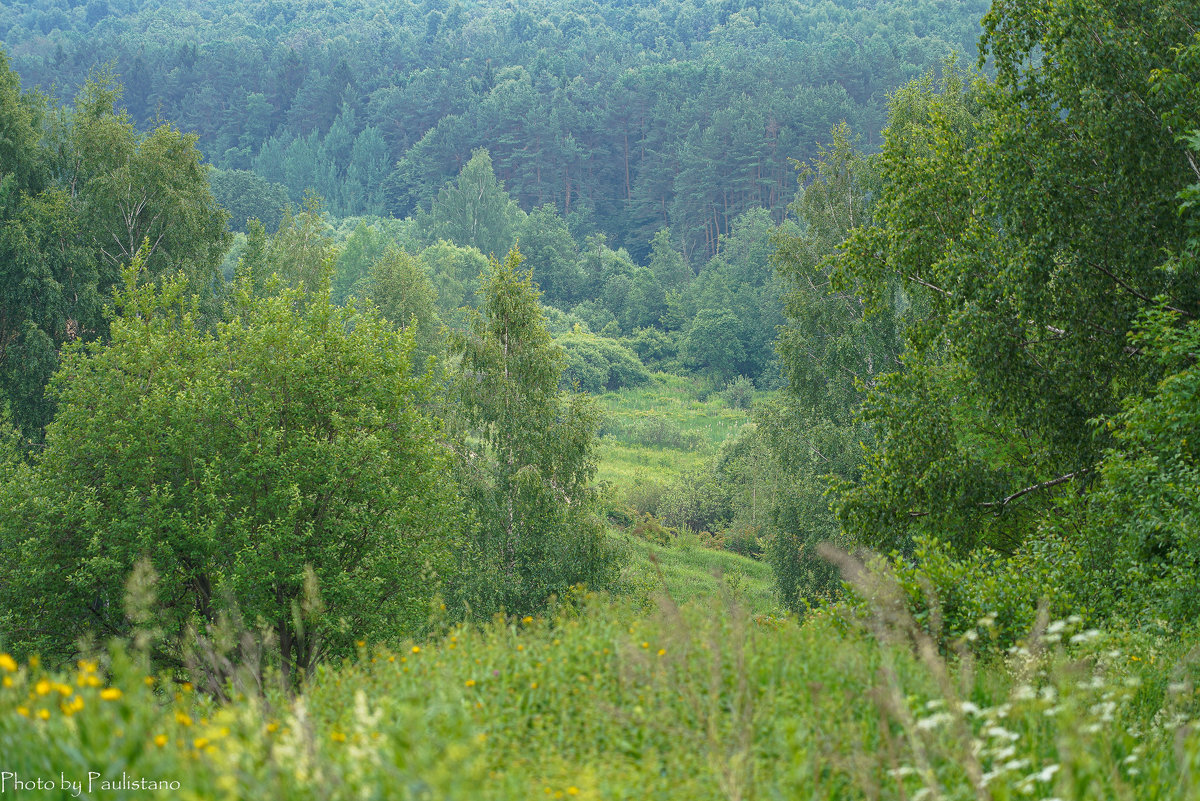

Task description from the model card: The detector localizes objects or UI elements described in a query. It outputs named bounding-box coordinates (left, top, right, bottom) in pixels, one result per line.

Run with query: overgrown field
left=3, top=583, right=1198, bottom=800
left=594, top=373, right=752, bottom=494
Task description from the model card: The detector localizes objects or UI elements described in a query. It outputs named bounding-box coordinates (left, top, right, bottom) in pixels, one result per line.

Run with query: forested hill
left=0, top=0, right=986, bottom=261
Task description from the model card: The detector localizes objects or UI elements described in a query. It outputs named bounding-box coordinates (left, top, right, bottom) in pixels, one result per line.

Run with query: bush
left=721, top=376, right=755, bottom=410
left=557, top=333, right=652, bottom=394
left=0, top=263, right=457, bottom=672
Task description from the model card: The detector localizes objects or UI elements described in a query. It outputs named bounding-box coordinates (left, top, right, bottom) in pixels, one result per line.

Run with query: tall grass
left=2, top=559, right=1197, bottom=800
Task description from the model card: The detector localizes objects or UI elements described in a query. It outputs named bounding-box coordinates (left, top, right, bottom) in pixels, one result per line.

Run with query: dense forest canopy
left=1, top=0, right=988, bottom=261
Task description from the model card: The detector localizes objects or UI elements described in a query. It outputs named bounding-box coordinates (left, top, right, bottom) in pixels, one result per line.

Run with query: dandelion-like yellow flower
left=517, top=644, right=524, bottom=652
left=28, top=656, right=38, bottom=669
left=56, top=683, right=72, bottom=696
left=176, top=711, right=193, bottom=727
left=657, top=649, right=666, bottom=657
left=465, top=679, right=476, bottom=687
left=411, top=645, right=421, bottom=654
left=330, top=731, right=347, bottom=743
left=641, top=642, right=649, bottom=649
left=100, top=688, right=123, bottom=701
left=0, top=654, right=17, bottom=672
left=193, top=737, right=209, bottom=749
left=83, top=675, right=102, bottom=688
left=2, top=676, right=12, bottom=688
left=181, top=682, right=194, bottom=692
left=144, top=676, right=156, bottom=686
left=568, top=788, right=579, bottom=796
left=388, top=655, right=396, bottom=663
left=35, top=679, right=51, bottom=696
left=154, top=734, right=169, bottom=747
left=17, top=706, right=29, bottom=717
left=37, top=708, right=50, bottom=720
left=522, top=616, right=534, bottom=624
left=530, top=682, right=539, bottom=690
left=356, top=640, right=366, bottom=648
left=77, top=659, right=97, bottom=673
left=266, top=722, right=280, bottom=733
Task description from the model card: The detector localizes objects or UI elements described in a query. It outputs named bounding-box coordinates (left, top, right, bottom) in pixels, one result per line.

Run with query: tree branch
left=979, top=469, right=1090, bottom=510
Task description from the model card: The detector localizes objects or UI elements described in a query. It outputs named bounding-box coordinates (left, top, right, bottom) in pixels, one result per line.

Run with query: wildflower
left=641, top=642, right=649, bottom=649
left=182, top=682, right=193, bottom=692
left=144, top=676, right=156, bottom=686
left=35, top=679, right=51, bottom=696
left=100, top=688, right=123, bottom=701
left=356, top=640, right=366, bottom=648
left=411, top=646, right=421, bottom=654
left=2, top=677, right=11, bottom=688
left=16, top=706, right=29, bottom=717
left=154, top=734, right=169, bottom=747
left=56, top=683, right=72, bottom=696
left=330, top=731, right=347, bottom=743
left=266, top=722, right=279, bottom=733
left=176, top=711, right=193, bottom=726
left=523, top=616, right=534, bottom=624
left=657, top=649, right=666, bottom=657
left=568, top=788, right=579, bottom=796
left=193, top=737, right=210, bottom=749
left=78, top=659, right=97, bottom=673
left=517, top=644, right=524, bottom=651
left=465, top=679, right=476, bottom=687
left=530, top=682, right=539, bottom=689
left=37, top=709, right=50, bottom=720
left=0, top=654, right=17, bottom=672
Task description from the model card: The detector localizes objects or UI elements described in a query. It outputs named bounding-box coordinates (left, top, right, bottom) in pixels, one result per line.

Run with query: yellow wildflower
left=100, top=688, right=123, bottom=701
left=35, top=679, right=51, bottom=696
left=568, top=789, right=579, bottom=796
left=154, top=734, right=169, bottom=747
left=411, top=646, right=421, bottom=654
left=17, top=706, right=29, bottom=717
left=266, top=722, right=279, bottom=733
left=0, top=654, right=17, bottom=672
left=38, top=708, right=50, bottom=720
left=657, top=649, right=666, bottom=657
left=144, top=676, right=155, bottom=686
left=465, top=679, right=476, bottom=687
left=176, top=711, right=193, bottom=726
left=522, top=616, right=534, bottom=624
left=193, top=737, right=209, bottom=749
left=2, top=676, right=11, bottom=688
left=330, top=731, right=347, bottom=743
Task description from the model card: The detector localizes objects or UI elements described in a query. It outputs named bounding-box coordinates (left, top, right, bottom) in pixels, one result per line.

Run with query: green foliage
left=208, top=167, right=289, bottom=233
left=418, top=149, right=525, bottom=260
left=449, top=246, right=620, bottom=616
left=518, top=204, right=584, bottom=306
left=680, top=309, right=745, bottom=384
left=1081, top=303, right=1200, bottom=622
left=420, top=239, right=488, bottom=327
left=0, top=255, right=457, bottom=675
left=360, top=245, right=443, bottom=369
left=557, top=332, right=651, bottom=394
left=0, top=55, right=228, bottom=439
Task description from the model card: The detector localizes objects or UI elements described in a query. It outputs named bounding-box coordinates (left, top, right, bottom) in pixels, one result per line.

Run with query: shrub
left=557, top=333, right=652, bottom=394
left=0, top=261, right=457, bottom=674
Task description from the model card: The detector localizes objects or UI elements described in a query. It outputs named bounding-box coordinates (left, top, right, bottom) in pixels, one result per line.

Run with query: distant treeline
left=1, top=0, right=986, bottom=261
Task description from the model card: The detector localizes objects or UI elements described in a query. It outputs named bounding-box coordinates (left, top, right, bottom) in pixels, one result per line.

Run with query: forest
left=1, top=0, right=1199, bottom=798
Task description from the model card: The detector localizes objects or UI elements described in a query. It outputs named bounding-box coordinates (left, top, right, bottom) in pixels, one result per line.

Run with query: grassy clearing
left=2, top=586, right=1197, bottom=799
left=594, top=372, right=753, bottom=490
left=618, top=530, right=778, bottom=616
